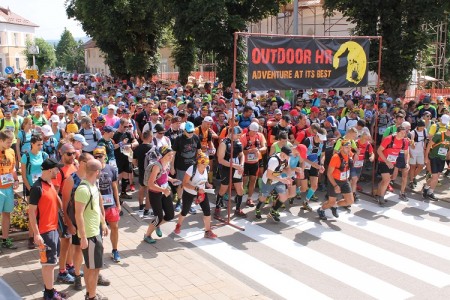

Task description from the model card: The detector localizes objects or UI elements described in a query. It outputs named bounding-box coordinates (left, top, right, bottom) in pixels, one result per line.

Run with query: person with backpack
left=79, top=117, right=102, bottom=154
left=423, top=119, right=450, bottom=200
left=143, top=146, right=176, bottom=244
left=350, top=129, right=374, bottom=202
left=28, top=158, right=68, bottom=300
left=409, top=120, right=428, bottom=189
left=41, top=125, right=59, bottom=160
left=173, top=152, right=217, bottom=239
left=97, top=126, right=118, bottom=170
left=16, top=117, right=33, bottom=163
left=317, top=139, right=354, bottom=220
left=74, top=159, right=109, bottom=300
left=20, top=134, right=49, bottom=249
left=376, top=126, right=410, bottom=206
left=214, top=126, right=247, bottom=218
left=338, top=108, right=359, bottom=136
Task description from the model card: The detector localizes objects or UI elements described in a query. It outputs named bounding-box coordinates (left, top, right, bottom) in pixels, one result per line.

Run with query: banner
left=247, top=36, right=370, bottom=90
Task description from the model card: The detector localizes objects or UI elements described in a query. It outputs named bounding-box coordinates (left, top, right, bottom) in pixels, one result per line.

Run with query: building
left=84, top=39, right=111, bottom=76
left=0, top=6, right=38, bottom=76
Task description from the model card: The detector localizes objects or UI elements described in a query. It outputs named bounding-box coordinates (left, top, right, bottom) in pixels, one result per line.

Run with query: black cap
left=154, top=123, right=165, bottom=132
left=417, top=120, right=426, bottom=127
left=280, top=146, right=292, bottom=156
left=41, top=158, right=63, bottom=171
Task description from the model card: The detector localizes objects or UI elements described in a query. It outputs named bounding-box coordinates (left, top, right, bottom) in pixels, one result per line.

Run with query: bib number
left=1, top=173, right=14, bottom=185
left=248, top=153, right=257, bottom=162
left=304, top=162, right=311, bottom=170
left=340, top=170, right=349, bottom=181
left=379, top=127, right=386, bottom=135
left=438, top=147, right=448, bottom=156
left=5, top=126, right=14, bottom=132
left=386, top=154, right=398, bottom=163
left=354, top=160, right=364, bottom=168
left=102, top=194, right=114, bottom=206
left=109, top=159, right=117, bottom=168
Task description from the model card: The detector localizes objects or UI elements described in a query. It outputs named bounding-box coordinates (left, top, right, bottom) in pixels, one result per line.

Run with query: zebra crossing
left=166, top=194, right=450, bottom=300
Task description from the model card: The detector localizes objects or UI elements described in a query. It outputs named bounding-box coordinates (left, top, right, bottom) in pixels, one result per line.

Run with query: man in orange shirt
left=317, top=139, right=354, bottom=220
left=0, top=130, right=20, bottom=251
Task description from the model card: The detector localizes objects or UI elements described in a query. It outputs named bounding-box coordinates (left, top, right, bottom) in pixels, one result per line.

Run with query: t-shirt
left=262, top=154, right=287, bottom=184
left=98, top=164, right=118, bottom=208
left=79, top=128, right=102, bottom=152
left=17, top=130, right=32, bottom=154
left=74, top=180, right=101, bottom=238
left=172, top=134, right=201, bottom=171
left=104, top=115, right=120, bottom=127
left=43, top=137, right=58, bottom=159
left=133, top=143, right=153, bottom=173
left=29, top=178, right=59, bottom=234
left=31, top=115, right=47, bottom=127
left=184, top=165, right=208, bottom=195
left=428, top=122, right=447, bottom=136
left=112, top=131, right=134, bottom=161
left=21, top=151, right=49, bottom=187
left=429, top=132, right=450, bottom=160
left=329, top=153, right=350, bottom=181
left=52, top=164, right=77, bottom=192
left=378, top=135, right=409, bottom=163
left=97, top=138, right=116, bottom=165
left=240, top=132, right=265, bottom=164
left=0, top=149, right=16, bottom=189
left=271, top=124, right=293, bottom=140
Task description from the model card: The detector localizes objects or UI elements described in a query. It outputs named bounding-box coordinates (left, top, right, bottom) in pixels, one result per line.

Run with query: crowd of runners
left=1, top=73, right=450, bottom=299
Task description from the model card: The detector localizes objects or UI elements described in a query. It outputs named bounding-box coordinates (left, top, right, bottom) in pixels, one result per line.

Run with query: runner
left=409, top=120, right=427, bottom=188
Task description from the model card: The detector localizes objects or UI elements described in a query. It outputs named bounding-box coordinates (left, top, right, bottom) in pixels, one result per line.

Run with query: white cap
left=73, top=134, right=89, bottom=146
left=41, top=125, right=54, bottom=137
left=316, top=89, right=324, bottom=93
left=80, top=111, right=87, bottom=117
left=338, top=99, right=345, bottom=108
left=37, top=95, right=45, bottom=100
left=34, top=105, right=43, bottom=112
left=401, top=121, right=411, bottom=129
left=108, top=104, right=116, bottom=110
left=57, top=106, right=66, bottom=114
left=249, top=122, right=259, bottom=132
left=317, top=133, right=327, bottom=141
left=203, top=116, right=213, bottom=123
left=364, top=95, right=371, bottom=100
left=441, top=114, right=450, bottom=125
left=51, top=95, right=57, bottom=99
left=50, top=115, right=60, bottom=123
left=66, top=91, right=76, bottom=98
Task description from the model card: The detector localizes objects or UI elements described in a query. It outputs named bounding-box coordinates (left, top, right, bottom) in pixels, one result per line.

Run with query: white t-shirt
left=262, top=154, right=284, bottom=185
left=184, top=165, right=208, bottom=195
left=142, top=121, right=161, bottom=133
left=410, top=129, right=426, bottom=156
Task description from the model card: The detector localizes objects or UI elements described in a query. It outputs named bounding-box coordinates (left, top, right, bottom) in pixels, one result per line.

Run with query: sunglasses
left=131, top=104, right=136, bottom=106
left=157, top=132, right=165, bottom=134
left=186, top=131, right=194, bottom=134
left=94, top=155, right=104, bottom=159
left=65, top=152, right=76, bottom=156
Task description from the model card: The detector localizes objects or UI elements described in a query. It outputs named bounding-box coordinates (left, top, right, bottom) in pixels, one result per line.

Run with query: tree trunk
left=381, top=77, right=408, bottom=98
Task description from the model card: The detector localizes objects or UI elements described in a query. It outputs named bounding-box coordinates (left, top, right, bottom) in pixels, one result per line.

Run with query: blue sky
left=2, top=0, right=86, bottom=40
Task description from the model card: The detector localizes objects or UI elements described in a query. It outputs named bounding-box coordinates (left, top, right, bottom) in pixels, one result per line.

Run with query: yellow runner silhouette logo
left=333, top=41, right=367, bottom=84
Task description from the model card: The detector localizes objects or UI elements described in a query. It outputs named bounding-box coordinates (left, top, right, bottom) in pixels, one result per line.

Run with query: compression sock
left=273, top=199, right=283, bottom=210
left=258, top=178, right=263, bottom=190
left=235, top=195, right=243, bottom=210
left=121, top=179, right=129, bottom=193
left=306, top=188, right=315, bottom=201
left=215, top=194, right=223, bottom=208
left=256, top=200, right=264, bottom=210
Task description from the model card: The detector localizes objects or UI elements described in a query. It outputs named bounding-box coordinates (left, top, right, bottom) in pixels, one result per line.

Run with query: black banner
left=247, top=36, right=370, bottom=90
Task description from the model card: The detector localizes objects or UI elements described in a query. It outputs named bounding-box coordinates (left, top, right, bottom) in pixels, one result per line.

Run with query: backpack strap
left=0, top=119, right=4, bottom=131
left=25, top=152, right=31, bottom=175
left=79, top=182, right=94, bottom=211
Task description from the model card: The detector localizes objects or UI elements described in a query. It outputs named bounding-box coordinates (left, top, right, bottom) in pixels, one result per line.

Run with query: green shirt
left=383, top=125, right=398, bottom=138
left=334, top=138, right=357, bottom=152
left=429, top=132, right=450, bottom=160
left=0, top=118, right=19, bottom=143
left=75, top=180, right=101, bottom=238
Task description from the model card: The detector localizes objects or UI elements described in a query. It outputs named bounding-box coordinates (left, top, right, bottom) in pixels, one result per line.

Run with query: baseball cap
left=423, top=97, right=431, bottom=104
left=73, top=134, right=89, bottom=146
left=41, top=125, right=54, bottom=137
left=249, top=122, right=259, bottom=132
left=280, top=145, right=292, bottom=156
left=317, top=133, right=327, bottom=141
left=3, top=108, right=11, bottom=115
left=154, top=123, right=165, bottom=133
left=296, top=144, right=307, bottom=160
left=122, top=108, right=131, bottom=114
left=108, top=104, right=116, bottom=110
left=93, top=147, right=107, bottom=155
left=57, top=106, right=66, bottom=114
left=290, top=109, right=299, bottom=117
left=417, top=120, right=426, bottom=127
left=41, top=158, right=63, bottom=171
left=326, top=116, right=336, bottom=125
left=337, top=99, right=345, bottom=108
left=10, top=105, right=18, bottom=110
left=158, top=145, right=173, bottom=156
left=185, top=121, right=195, bottom=133
left=50, top=115, right=60, bottom=123
left=274, top=109, right=282, bottom=115
left=203, top=116, right=213, bottom=123
left=103, top=125, right=116, bottom=133
left=311, top=106, right=320, bottom=113
left=441, top=114, right=450, bottom=125
left=34, top=106, right=43, bottom=112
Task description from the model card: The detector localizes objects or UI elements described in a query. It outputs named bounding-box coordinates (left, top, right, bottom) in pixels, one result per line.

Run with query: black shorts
left=244, top=163, right=259, bottom=177
left=378, top=162, right=394, bottom=175
left=138, top=173, right=145, bottom=186
left=430, top=157, right=446, bottom=174
left=304, top=166, right=319, bottom=178
left=327, top=180, right=352, bottom=197
left=71, top=231, right=80, bottom=246
left=57, top=211, right=71, bottom=239
left=117, top=158, right=132, bottom=174
left=220, top=166, right=243, bottom=185
left=41, top=230, right=60, bottom=265
left=23, top=184, right=30, bottom=197
left=82, top=234, right=104, bottom=269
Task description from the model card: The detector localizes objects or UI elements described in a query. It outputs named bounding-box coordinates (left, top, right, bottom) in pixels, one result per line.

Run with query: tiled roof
left=83, top=39, right=97, bottom=49
left=0, top=6, right=39, bottom=27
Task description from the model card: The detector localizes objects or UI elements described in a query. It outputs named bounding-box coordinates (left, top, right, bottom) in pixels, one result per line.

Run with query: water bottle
left=39, top=244, right=48, bottom=264
left=195, top=191, right=206, bottom=204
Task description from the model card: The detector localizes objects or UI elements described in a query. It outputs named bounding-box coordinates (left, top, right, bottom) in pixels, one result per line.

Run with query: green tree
left=324, top=0, right=450, bottom=97
left=55, top=28, right=77, bottom=68
left=23, top=38, right=56, bottom=72
left=66, top=0, right=171, bottom=78
left=64, top=40, right=85, bottom=72
left=169, top=0, right=280, bottom=90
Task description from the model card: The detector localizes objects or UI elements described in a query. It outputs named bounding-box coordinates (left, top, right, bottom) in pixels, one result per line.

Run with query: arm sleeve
left=29, top=183, right=42, bottom=206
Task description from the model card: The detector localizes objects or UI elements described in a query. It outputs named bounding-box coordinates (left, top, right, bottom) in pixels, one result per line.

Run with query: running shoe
left=44, top=289, right=67, bottom=300
left=387, top=184, right=394, bottom=192
left=427, top=192, right=437, bottom=200
left=73, top=275, right=82, bottom=291
left=413, top=178, right=418, bottom=185
left=353, top=192, right=359, bottom=203
left=143, top=209, right=151, bottom=216
left=310, top=195, right=319, bottom=202
left=1, top=238, right=17, bottom=249
left=120, top=192, right=132, bottom=199
left=97, top=273, right=111, bottom=286
left=189, top=207, right=197, bottom=215
left=301, top=201, right=313, bottom=212
left=246, top=199, right=255, bottom=207
left=143, top=235, right=156, bottom=244
left=317, top=208, right=327, bottom=220
left=66, top=265, right=83, bottom=277
left=375, top=196, right=384, bottom=207
left=255, top=209, right=262, bottom=220
left=174, top=203, right=181, bottom=212
left=214, top=207, right=220, bottom=218
left=174, top=224, right=181, bottom=234
left=234, top=209, right=247, bottom=218
left=204, top=230, right=217, bottom=239
left=399, top=193, right=408, bottom=201
left=139, top=204, right=145, bottom=211
left=130, top=184, right=136, bottom=192
left=268, top=209, right=280, bottom=222
left=422, top=187, right=429, bottom=199
left=408, top=182, right=415, bottom=189
left=28, top=237, right=36, bottom=249
left=57, top=271, right=75, bottom=284
left=155, top=227, right=162, bottom=237
left=331, top=207, right=339, bottom=218
left=289, top=198, right=294, bottom=205
left=111, top=250, right=121, bottom=263
left=445, top=169, right=450, bottom=177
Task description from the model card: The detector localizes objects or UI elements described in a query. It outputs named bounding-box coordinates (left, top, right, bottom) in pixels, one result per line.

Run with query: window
left=15, top=58, right=20, bottom=70
left=14, top=33, right=18, bottom=46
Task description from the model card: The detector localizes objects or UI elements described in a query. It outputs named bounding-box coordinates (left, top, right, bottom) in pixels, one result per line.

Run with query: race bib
left=354, top=160, right=364, bottom=168
left=5, top=126, right=14, bottom=132
left=379, top=127, right=386, bottom=135
left=32, top=173, right=42, bottom=183
left=386, top=154, right=398, bottom=163
left=160, top=183, right=169, bottom=189
left=248, top=153, right=257, bottom=162
left=340, top=170, right=349, bottom=181
left=1, top=173, right=14, bottom=185
left=438, top=147, right=448, bottom=156
left=102, top=194, right=114, bottom=206
left=304, top=162, right=311, bottom=170
left=233, top=170, right=242, bottom=179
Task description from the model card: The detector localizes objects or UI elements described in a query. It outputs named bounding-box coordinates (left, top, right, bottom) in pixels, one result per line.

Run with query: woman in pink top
left=104, top=104, right=120, bottom=127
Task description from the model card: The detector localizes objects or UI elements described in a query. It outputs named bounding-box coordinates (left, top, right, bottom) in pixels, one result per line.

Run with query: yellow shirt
left=428, top=122, right=447, bottom=136
left=0, top=149, right=16, bottom=189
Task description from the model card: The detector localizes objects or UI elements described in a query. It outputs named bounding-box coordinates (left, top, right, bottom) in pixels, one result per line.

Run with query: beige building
left=84, top=39, right=111, bottom=76
left=0, top=6, right=38, bottom=76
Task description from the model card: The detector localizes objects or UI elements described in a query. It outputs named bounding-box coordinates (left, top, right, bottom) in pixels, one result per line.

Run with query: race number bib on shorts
left=379, top=127, right=387, bottom=135
left=438, top=147, right=448, bottom=156
left=354, top=160, right=364, bottom=168
left=102, top=194, right=114, bottom=206
left=248, top=153, right=257, bottom=162
left=1, top=173, right=14, bottom=185
left=386, top=154, right=398, bottom=163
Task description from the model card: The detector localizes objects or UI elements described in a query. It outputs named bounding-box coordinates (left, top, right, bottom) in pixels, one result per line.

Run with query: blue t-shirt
left=98, top=164, right=118, bottom=208
left=289, top=155, right=300, bottom=169
left=17, top=130, right=32, bottom=154
left=21, top=151, right=49, bottom=186
left=43, top=137, right=59, bottom=159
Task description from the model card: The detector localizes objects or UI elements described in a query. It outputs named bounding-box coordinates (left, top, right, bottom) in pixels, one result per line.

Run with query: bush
left=10, top=197, right=29, bottom=231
